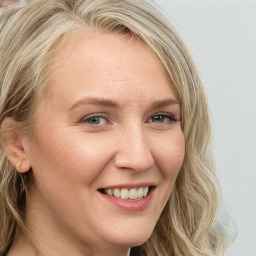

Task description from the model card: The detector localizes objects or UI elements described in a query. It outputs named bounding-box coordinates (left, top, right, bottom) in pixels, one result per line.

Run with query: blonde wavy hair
left=0, top=0, right=230, bottom=255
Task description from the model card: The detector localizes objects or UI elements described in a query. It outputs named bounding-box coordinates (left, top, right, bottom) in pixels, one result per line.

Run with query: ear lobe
left=0, top=117, right=31, bottom=173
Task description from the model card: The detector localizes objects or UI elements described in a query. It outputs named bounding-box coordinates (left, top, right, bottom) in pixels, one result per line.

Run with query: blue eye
left=83, top=115, right=107, bottom=125
left=150, top=114, right=176, bottom=123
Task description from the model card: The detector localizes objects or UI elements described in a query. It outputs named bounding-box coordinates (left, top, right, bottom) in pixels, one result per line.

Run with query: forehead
left=45, top=31, right=177, bottom=105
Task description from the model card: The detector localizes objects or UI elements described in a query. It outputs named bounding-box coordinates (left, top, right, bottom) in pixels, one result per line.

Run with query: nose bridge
left=114, top=123, right=155, bottom=171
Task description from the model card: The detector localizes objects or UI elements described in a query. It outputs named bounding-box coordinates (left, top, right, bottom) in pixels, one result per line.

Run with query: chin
left=101, top=224, right=154, bottom=248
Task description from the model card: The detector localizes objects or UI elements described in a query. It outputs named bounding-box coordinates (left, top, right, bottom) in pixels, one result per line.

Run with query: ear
left=0, top=118, right=31, bottom=173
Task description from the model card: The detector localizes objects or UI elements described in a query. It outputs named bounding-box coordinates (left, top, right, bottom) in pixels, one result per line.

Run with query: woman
left=0, top=0, right=230, bottom=255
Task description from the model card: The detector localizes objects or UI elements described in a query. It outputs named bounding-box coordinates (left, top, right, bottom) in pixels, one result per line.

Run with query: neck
left=8, top=232, right=131, bottom=256
left=7, top=232, right=36, bottom=256
left=7, top=201, right=131, bottom=256
left=7, top=184, right=134, bottom=256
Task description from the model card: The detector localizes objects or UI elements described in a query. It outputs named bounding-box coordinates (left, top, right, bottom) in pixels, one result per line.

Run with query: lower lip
left=99, top=190, right=154, bottom=211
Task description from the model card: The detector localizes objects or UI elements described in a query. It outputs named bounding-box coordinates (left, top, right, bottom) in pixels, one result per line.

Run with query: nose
left=114, top=127, right=155, bottom=172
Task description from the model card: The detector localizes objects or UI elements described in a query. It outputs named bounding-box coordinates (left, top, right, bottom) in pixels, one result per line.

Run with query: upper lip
left=98, top=182, right=157, bottom=190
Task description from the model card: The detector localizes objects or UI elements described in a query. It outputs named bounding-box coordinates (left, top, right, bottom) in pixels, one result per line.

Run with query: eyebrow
left=69, top=97, right=179, bottom=112
left=150, top=98, right=180, bottom=109
left=69, top=98, right=119, bottom=111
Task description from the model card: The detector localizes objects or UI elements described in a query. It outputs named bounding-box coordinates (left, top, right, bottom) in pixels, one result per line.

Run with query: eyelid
left=80, top=112, right=109, bottom=125
left=78, top=111, right=179, bottom=128
left=148, top=112, right=179, bottom=122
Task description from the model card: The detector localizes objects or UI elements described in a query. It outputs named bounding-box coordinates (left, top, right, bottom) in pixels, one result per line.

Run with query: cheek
left=154, top=131, right=185, bottom=178
left=151, top=131, right=185, bottom=214
left=33, top=131, right=112, bottom=184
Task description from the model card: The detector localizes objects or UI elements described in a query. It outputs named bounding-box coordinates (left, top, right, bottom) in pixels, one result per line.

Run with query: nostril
left=114, top=152, right=155, bottom=172
left=114, top=134, right=154, bottom=171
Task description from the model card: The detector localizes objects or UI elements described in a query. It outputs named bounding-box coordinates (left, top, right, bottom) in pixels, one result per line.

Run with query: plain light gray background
left=0, top=1, right=255, bottom=255
left=155, top=1, right=256, bottom=256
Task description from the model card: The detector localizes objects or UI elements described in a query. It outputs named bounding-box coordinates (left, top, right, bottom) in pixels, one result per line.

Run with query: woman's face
left=24, top=32, right=185, bottom=253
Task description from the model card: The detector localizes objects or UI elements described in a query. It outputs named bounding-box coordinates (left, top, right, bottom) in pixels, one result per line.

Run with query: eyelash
left=80, top=113, right=108, bottom=126
left=80, top=112, right=178, bottom=127
left=149, top=112, right=177, bottom=123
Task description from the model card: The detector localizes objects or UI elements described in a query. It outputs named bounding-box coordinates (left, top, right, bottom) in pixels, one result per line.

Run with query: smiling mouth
left=98, top=186, right=153, bottom=200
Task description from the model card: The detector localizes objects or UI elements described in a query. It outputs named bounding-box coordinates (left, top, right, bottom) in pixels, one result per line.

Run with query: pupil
left=153, top=115, right=164, bottom=123
left=89, top=117, right=100, bottom=124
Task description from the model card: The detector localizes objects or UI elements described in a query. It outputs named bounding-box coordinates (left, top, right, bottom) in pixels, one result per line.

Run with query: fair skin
left=6, top=32, right=185, bottom=256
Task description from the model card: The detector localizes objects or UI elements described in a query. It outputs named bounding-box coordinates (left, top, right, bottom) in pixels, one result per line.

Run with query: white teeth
left=106, top=188, right=113, bottom=196
left=103, top=186, right=150, bottom=200
left=128, top=188, right=138, bottom=200
left=137, top=187, right=144, bottom=199
left=143, top=187, right=149, bottom=197
left=113, top=188, right=121, bottom=198
left=120, top=188, right=129, bottom=199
